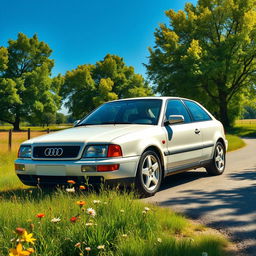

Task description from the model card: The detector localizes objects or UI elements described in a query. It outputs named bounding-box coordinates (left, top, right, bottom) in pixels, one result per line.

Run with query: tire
left=206, top=142, right=226, bottom=175
left=135, top=150, right=163, bottom=197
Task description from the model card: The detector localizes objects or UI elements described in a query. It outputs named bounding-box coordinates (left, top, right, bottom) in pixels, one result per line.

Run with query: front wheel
left=136, top=150, right=162, bottom=197
left=206, top=142, right=226, bottom=175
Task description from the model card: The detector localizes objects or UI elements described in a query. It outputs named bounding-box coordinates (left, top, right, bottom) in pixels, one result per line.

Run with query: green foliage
left=56, top=112, right=67, bottom=124
left=61, top=54, right=153, bottom=119
left=146, top=0, right=256, bottom=127
left=0, top=33, right=61, bottom=130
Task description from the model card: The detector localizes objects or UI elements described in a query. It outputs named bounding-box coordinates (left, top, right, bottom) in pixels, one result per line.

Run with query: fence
left=7, top=128, right=50, bottom=151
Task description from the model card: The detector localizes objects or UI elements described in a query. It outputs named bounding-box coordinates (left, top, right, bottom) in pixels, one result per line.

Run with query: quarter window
left=165, top=100, right=191, bottom=123
left=184, top=100, right=212, bottom=121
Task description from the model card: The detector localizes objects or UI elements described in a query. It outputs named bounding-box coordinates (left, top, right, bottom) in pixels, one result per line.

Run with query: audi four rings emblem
left=44, top=148, right=64, bottom=157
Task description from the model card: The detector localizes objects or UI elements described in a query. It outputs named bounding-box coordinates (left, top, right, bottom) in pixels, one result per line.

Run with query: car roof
left=109, top=96, right=192, bottom=103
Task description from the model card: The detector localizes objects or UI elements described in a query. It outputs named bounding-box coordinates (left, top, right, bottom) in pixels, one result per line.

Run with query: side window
left=165, top=100, right=191, bottom=123
left=184, top=100, right=212, bottom=122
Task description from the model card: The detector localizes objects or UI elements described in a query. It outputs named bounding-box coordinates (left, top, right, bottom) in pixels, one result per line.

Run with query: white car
left=15, top=97, right=227, bottom=196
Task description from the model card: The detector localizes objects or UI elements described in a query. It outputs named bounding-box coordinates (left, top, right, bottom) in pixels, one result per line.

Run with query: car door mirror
left=73, top=120, right=80, bottom=126
left=165, top=115, right=184, bottom=125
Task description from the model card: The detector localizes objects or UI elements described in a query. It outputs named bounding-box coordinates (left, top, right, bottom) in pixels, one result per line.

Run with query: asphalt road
left=145, top=138, right=256, bottom=256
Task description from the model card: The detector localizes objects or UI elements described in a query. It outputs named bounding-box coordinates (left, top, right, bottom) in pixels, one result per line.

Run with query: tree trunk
left=219, top=97, right=230, bottom=128
left=13, top=115, right=20, bottom=131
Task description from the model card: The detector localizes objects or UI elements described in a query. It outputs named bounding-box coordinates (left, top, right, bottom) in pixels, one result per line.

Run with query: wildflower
left=51, top=217, right=61, bottom=223
left=67, top=180, right=76, bottom=184
left=85, top=222, right=94, bottom=226
left=104, top=202, right=107, bottom=205
left=26, top=248, right=34, bottom=254
left=97, top=245, right=105, bottom=250
left=21, top=231, right=36, bottom=244
left=76, top=200, right=86, bottom=207
left=93, top=200, right=101, bottom=204
left=121, top=234, right=128, bottom=238
left=157, top=238, right=162, bottom=243
left=74, top=242, right=81, bottom=248
left=66, top=187, right=75, bottom=193
left=9, top=243, right=32, bottom=256
left=120, top=209, right=124, bottom=213
left=87, top=208, right=96, bottom=217
left=142, top=210, right=147, bottom=215
left=85, top=247, right=91, bottom=251
left=15, top=228, right=25, bottom=236
left=70, top=216, right=79, bottom=223
left=36, top=213, right=45, bottom=219
left=79, top=185, right=86, bottom=190
left=144, top=207, right=150, bottom=211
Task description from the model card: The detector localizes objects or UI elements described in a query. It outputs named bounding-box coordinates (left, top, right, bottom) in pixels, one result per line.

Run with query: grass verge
left=0, top=187, right=230, bottom=256
left=226, top=134, right=246, bottom=152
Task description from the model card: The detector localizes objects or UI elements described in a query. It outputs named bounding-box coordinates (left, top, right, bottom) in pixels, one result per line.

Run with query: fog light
left=15, top=164, right=25, bottom=171
left=97, top=164, right=119, bottom=172
left=81, top=165, right=96, bottom=172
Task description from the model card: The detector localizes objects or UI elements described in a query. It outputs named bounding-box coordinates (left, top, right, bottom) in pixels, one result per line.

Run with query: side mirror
left=73, top=120, right=80, bottom=127
left=165, top=115, right=184, bottom=125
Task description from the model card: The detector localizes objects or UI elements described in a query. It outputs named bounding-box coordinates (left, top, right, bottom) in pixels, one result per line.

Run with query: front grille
left=33, top=146, right=81, bottom=159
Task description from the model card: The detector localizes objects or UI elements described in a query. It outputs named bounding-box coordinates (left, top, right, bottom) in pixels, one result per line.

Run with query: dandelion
left=93, top=200, right=101, bottom=204
left=87, top=208, right=96, bottom=217
left=120, top=209, right=125, bottom=213
left=70, top=216, right=79, bottom=223
left=66, top=187, right=75, bottom=193
left=9, top=243, right=33, bottom=256
left=157, top=238, right=162, bottom=243
left=36, top=213, right=45, bottom=219
left=97, top=245, right=105, bottom=250
left=79, top=185, right=86, bottom=190
left=67, top=180, right=76, bottom=184
left=51, top=217, right=61, bottom=223
left=144, top=207, right=150, bottom=211
left=76, top=200, right=86, bottom=207
left=21, top=231, right=36, bottom=244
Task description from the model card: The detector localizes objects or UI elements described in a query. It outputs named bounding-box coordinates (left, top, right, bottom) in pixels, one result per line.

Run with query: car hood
left=24, top=125, right=156, bottom=145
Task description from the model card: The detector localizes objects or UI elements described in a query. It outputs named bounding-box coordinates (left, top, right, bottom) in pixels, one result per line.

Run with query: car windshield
left=78, top=99, right=162, bottom=126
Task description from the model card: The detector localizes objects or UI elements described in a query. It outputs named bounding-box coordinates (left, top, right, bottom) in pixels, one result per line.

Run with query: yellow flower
left=21, top=231, right=36, bottom=245
left=9, top=243, right=32, bottom=256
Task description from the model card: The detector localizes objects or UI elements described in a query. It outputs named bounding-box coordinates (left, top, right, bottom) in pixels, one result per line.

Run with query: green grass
left=228, top=119, right=256, bottom=138
left=0, top=188, right=230, bottom=256
left=226, top=134, right=246, bottom=152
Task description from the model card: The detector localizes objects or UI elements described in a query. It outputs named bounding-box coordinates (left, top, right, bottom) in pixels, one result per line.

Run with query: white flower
left=51, top=217, right=61, bottom=223
left=97, top=245, right=105, bottom=250
left=85, top=247, right=91, bottom=251
left=85, top=222, right=94, bottom=226
left=157, top=238, right=162, bottom=243
left=120, top=209, right=125, bottom=213
left=142, top=210, right=147, bottom=214
left=144, top=207, right=150, bottom=211
left=93, top=200, right=101, bottom=204
left=87, top=208, right=96, bottom=217
left=65, top=187, right=75, bottom=193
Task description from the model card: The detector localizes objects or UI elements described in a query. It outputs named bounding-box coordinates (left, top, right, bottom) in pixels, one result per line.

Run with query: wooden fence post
left=28, top=128, right=31, bottom=140
left=8, top=129, right=12, bottom=151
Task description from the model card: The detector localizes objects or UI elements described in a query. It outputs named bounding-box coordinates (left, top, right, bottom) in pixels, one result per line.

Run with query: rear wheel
left=136, top=150, right=162, bottom=197
left=206, top=142, right=226, bottom=175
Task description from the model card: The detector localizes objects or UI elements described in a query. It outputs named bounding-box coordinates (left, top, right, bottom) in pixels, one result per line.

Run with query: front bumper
left=15, top=156, right=140, bottom=186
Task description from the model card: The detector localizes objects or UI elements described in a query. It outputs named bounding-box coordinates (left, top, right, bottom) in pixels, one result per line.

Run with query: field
left=1, top=121, right=253, bottom=255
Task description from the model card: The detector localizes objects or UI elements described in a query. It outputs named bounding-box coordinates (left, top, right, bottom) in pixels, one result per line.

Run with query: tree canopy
left=0, top=33, right=61, bottom=130
left=61, top=54, right=153, bottom=119
left=146, top=0, right=256, bottom=127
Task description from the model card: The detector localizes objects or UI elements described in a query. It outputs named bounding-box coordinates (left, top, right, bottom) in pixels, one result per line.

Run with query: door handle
left=195, top=128, right=200, bottom=134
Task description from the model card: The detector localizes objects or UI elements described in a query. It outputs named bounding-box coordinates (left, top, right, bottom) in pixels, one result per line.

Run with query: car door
left=164, top=99, right=203, bottom=171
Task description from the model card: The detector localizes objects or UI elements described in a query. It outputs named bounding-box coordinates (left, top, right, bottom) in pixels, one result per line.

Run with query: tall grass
left=0, top=188, right=229, bottom=256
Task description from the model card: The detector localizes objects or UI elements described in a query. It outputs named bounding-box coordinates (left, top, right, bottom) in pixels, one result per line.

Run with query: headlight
left=83, top=145, right=108, bottom=158
left=18, top=146, right=32, bottom=158
left=82, top=144, right=122, bottom=158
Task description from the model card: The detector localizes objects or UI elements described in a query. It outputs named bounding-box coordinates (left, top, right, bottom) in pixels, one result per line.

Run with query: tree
left=61, top=54, right=153, bottom=119
left=56, top=112, right=67, bottom=124
left=0, top=33, right=61, bottom=130
left=146, top=0, right=256, bottom=127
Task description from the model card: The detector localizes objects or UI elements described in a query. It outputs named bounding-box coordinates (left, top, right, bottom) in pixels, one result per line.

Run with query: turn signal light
left=107, top=145, right=122, bottom=157
left=97, top=164, right=119, bottom=172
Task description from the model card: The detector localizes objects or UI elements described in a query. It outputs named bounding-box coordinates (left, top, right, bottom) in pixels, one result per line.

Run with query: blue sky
left=0, top=0, right=197, bottom=78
